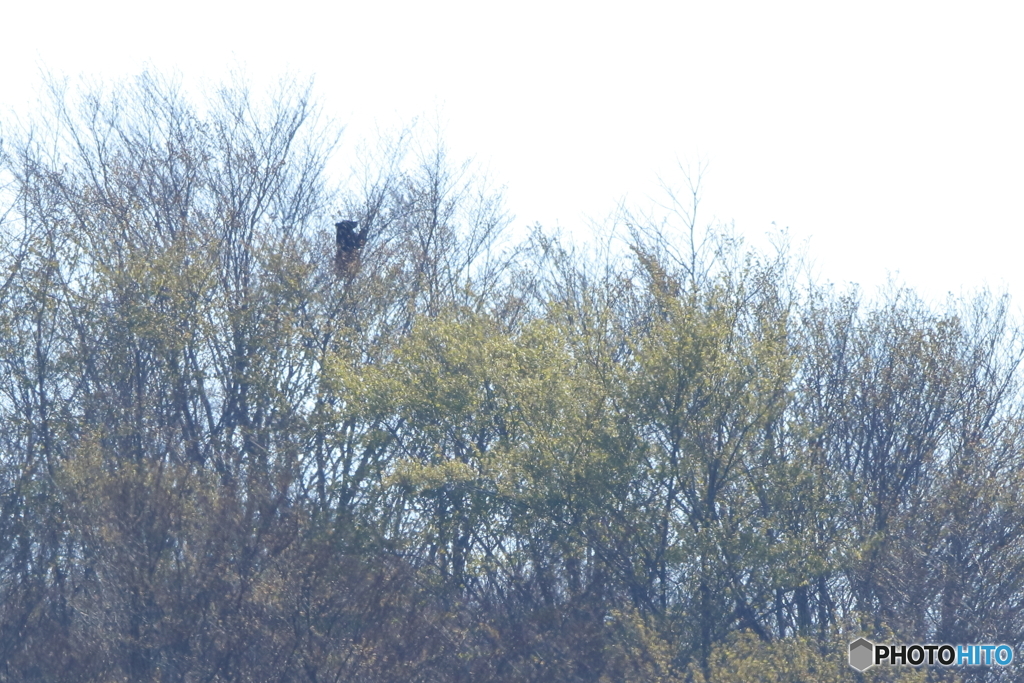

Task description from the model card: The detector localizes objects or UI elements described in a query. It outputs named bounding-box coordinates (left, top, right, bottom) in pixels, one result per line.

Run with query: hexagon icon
left=849, top=638, right=875, bottom=671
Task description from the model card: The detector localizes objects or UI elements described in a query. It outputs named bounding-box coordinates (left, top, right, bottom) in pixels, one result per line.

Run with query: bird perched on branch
left=335, top=220, right=367, bottom=273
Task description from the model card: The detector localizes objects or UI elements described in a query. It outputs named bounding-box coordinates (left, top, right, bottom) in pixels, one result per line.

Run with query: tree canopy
left=1, top=74, right=1021, bottom=682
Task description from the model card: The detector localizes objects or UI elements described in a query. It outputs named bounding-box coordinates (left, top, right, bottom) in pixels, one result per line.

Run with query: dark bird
left=335, top=220, right=367, bottom=272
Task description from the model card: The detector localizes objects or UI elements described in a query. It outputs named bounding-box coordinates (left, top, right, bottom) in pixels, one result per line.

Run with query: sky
left=2, top=0, right=1022, bottom=307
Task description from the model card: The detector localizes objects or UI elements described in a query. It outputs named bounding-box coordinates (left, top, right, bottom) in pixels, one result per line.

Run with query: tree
left=3, top=71, right=1023, bottom=682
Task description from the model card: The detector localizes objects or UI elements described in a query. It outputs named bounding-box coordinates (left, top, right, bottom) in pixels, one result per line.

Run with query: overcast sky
left=3, top=0, right=1022, bottom=306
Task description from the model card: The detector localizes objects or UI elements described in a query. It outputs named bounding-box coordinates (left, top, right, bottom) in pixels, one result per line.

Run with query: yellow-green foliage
left=689, top=630, right=936, bottom=683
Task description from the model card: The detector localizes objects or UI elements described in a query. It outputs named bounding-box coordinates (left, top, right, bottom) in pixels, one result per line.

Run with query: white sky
left=2, top=0, right=1022, bottom=306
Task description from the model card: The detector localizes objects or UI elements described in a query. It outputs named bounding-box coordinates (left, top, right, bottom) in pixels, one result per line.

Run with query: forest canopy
left=1, top=74, right=1022, bottom=683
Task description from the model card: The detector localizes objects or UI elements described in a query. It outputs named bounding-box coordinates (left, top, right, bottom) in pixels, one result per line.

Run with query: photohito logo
left=849, top=638, right=1014, bottom=671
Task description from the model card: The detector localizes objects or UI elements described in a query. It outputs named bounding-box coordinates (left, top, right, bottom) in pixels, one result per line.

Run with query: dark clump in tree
left=335, top=219, right=367, bottom=272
